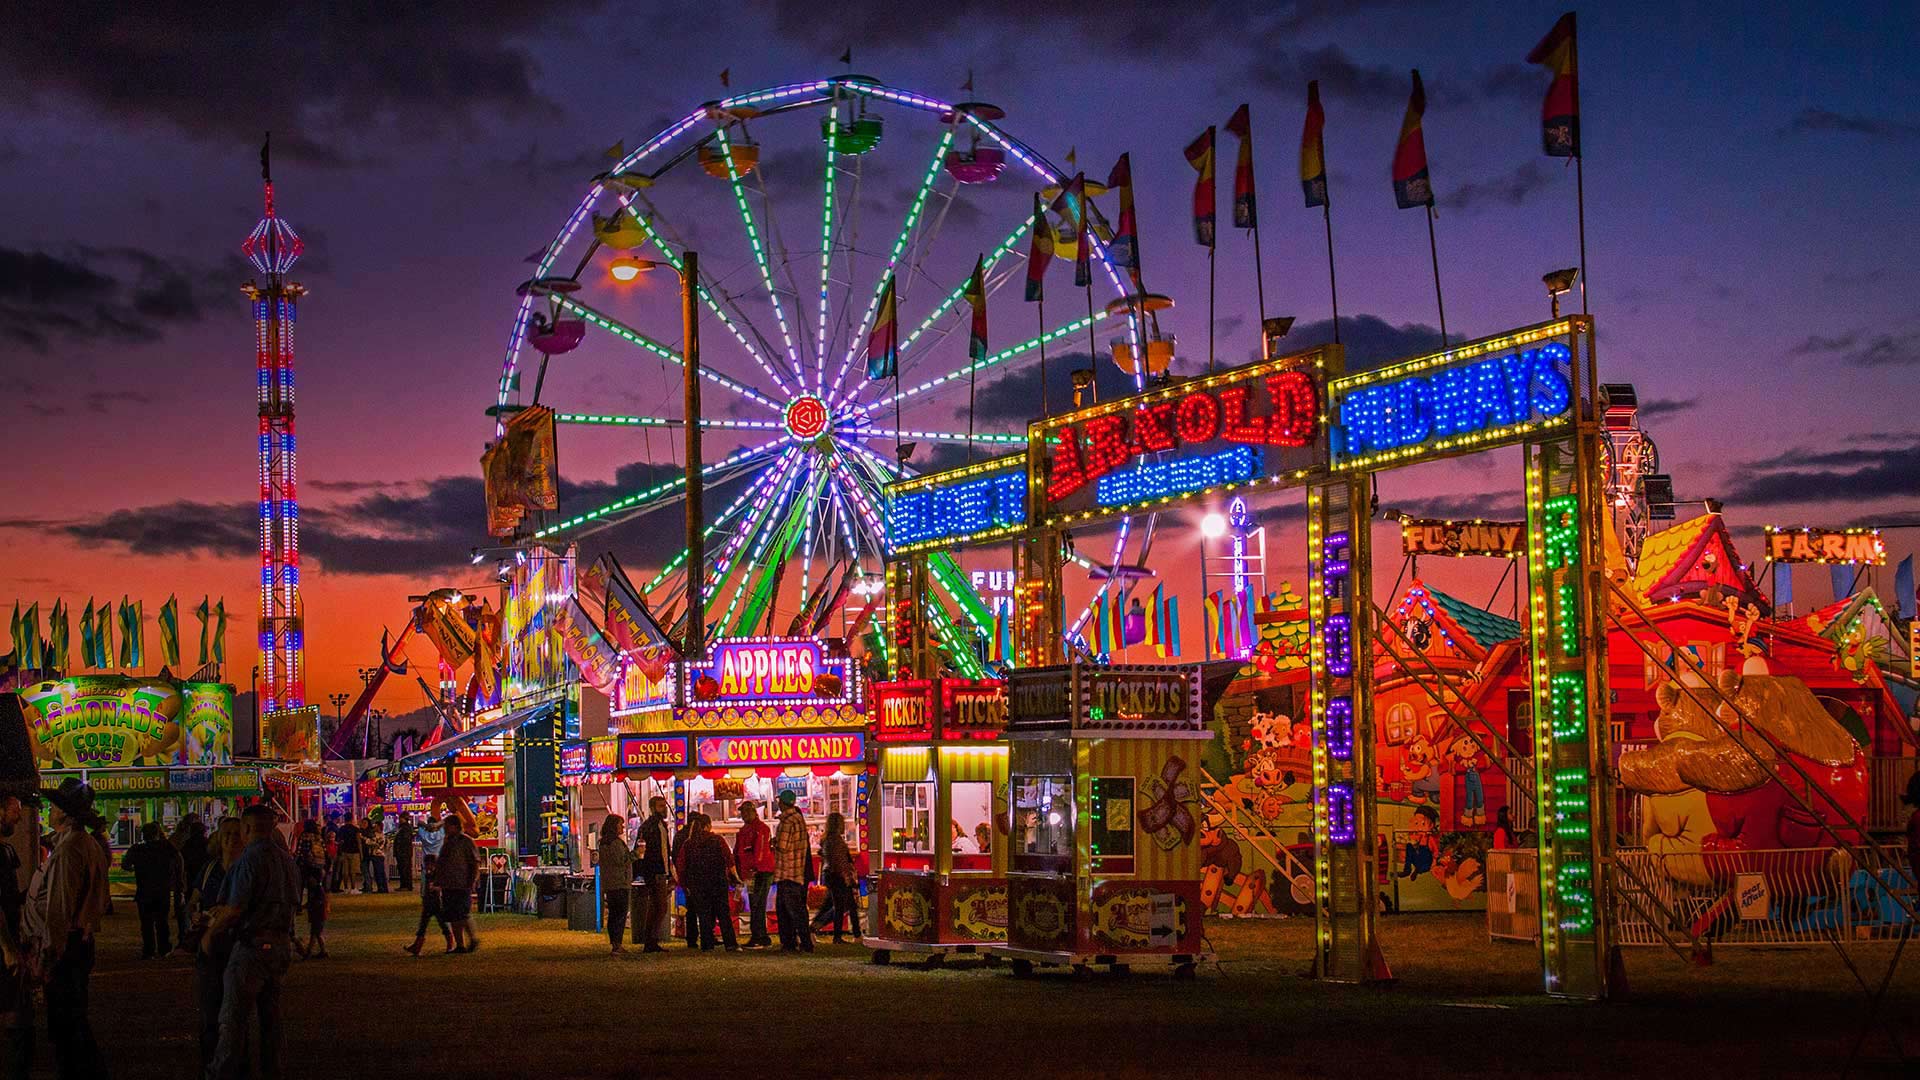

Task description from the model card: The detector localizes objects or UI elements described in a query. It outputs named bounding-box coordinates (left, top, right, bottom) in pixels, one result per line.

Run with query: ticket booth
left=995, top=663, right=1211, bottom=978
left=866, top=678, right=1009, bottom=964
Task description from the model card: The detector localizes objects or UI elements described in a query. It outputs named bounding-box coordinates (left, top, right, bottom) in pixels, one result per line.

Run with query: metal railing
left=1870, top=757, right=1920, bottom=832
left=1198, top=765, right=1317, bottom=908
left=1612, top=846, right=1915, bottom=948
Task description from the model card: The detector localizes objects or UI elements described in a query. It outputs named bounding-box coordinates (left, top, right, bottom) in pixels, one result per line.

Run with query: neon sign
left=887, top=455, right=1027, bottom=553
left=1032, top=348, right=1331, bottom=525
left=1764, top=527, right=1885, bottom=565
left=1400, top=517, right=1525, bottom=557
left=693, top=731, right=866, bottom=768
left=617, top=735, right=688, bottom=770
left=679, top=637, right=858, bottom=708
left=1328, top=321, right=1584, bottom=470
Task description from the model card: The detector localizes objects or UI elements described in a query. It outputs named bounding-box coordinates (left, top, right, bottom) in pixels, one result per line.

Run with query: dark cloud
left=1781, top=107, right=1920, bottom=141
left=1723, top=439, right=1920, bottom=508
left=1247, top=45, right=1536, bottom=112
left=50, top=458, right=759, bottom=578
left=1285, top=313, right=1446, bottom=370
left=496, top=141, right=621, bottom=188
left=0, top=246, right=232, bottom=353
left=1790, top=327, right=1920, bottom=368
left=1440, top=161, right=1553, bottom=212
left=1386, top=491, right=1522, bottom=521
left=1636, top=396, right=1699, bottom=421
left=0, top=5, right=598, bottom=165
left=966, top=351, right=1134, bottom=427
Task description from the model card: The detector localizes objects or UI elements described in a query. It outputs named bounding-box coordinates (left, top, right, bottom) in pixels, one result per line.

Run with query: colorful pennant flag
left=1024, top=192, right=1053, bottom=302
left=965, top=255, right=988, bottom=365
left=1184, top=126, right=1217, bottom=246
left=7, top=603, right=18, bottom=668
left=95, top=601, right=113, bottom=669
left=1067, top=173, right=1091, bottom=287
left=80, top=599, right=97, bottom=669
left=21, top=604, right=39, bottom=672
left=1831, top=565, right=1854, bottom=603
left=213, top=600, right=228, bottom=664
left=1527, top=12, right=1580, bottom=157
left=49, top=600, right=68, bottom=671
left=196, top=596, right=211, bottom=665
left=159, top=594, right=180, bottom=668
left=866, top=274, right=899, bottom=379
left=1225, top=104, right=1257, bottom=230
left=1105, top=153, right=1141, bottom=288
left=1896, top=555, right=1916, bottom=622
left=117, top=598, right=133, bottom=669
left=1301, top=80, right=1328, bottom=208
left=1392, top=70, right=1433, bottom=209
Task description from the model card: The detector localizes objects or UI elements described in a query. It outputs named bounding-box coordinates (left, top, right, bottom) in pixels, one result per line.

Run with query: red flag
left=1184, top=127, right=1216, bottom=246
left=1106, top=153, right=1141, bottom=288
left=1024, top=192, right=1053, bottom=302
left=1392, top=70, right=1432, bottom=209
left=1300, top=81, right=1328, bottom=208
left=1226, top=104, right=1256, bottom=230
left=1528, top=12, right=1579, bottom=157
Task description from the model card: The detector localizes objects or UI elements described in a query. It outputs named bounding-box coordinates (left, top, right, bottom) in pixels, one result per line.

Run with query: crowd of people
left=593, top=789, right=862, bottom=956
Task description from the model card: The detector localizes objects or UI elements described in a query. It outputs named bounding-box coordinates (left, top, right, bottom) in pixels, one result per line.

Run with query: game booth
left=994, top=663, right=1211, bottom=978
left=865, top=677, right=1009, bottom=963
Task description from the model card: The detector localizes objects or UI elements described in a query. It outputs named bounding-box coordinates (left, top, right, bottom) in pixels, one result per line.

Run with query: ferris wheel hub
left=783, top=394, right=831, bottom=441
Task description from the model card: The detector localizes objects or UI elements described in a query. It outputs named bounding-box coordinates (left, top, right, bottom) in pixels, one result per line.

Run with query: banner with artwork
left=482, top=404, right=560, bottom=537
left=18, top=676, right=234, bottom=769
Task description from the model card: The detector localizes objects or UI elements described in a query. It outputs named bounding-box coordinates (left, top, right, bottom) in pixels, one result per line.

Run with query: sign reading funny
left=693, top=731, right=866, bottom=768
left=1400, top=518, right=1526, bottom=557
left=1328, top=320, right=1585, bottom=471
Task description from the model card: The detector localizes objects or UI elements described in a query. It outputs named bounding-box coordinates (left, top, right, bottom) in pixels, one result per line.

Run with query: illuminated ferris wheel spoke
left=850, top=426, right=1025, bottom=446
left=613, top=198, right=799, bottom=399
left=862, top=311, right=1111, bottom=415
left=640, top=462, right=775, bottom=596
left=825, top=126, right=957, bottom=405
left=716, top=128, right=808, bottom=390
left=816, top=100, right=840, bottom=393
left=535, top=436, right=786, bottom=538
left=921, top=593, right=987, bottom=679
left=554, top=412, right=786, bottom=432
left=703, top=447, right=805, bottom=602
left=553, top=296, right=783, bottom=412
left=891, top=216, right=1032, bottom=361
left=928, top=551, right=995, bottom=634
left=712, top=454, right=813, bottom=631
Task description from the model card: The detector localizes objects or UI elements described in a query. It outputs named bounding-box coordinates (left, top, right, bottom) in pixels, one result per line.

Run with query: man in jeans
left=332, top=818, right=361, bottom=895
left=28, top=778, right=110, bottom=1080
left=733, top=802, right=775, bottom=949
left=204, top=804, right=300, bottom=1080
left=632, top=797, right=672, bottom=953
left=771, top=790, right=813, bottom=953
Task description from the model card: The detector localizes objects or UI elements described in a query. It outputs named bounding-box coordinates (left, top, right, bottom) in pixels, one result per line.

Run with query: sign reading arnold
left=19, top=676, right=235, bottom=769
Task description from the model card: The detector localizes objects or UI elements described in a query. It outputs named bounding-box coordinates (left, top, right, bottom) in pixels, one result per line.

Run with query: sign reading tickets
left=693, top=731, right=865, bottom=769
left=1033, top=347, right=1332, bottom=525
left=19, top=676, right=234, bottom=769
left=887, top=454, right=1028, bottom=554
left=1328, top=319, right=1585, bottom=471
left=1764, top=527, right=1885, bottom=565
left=1006, top=667, right=1075, bottom=729
left=872, top=681, right=937, bottom=741
left=1400, top=518, right=1525, bottom=557
left=1084, top=667, right=1197, bottom=728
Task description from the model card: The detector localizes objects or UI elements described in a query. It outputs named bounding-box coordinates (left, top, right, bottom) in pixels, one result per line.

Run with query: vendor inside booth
left=866, top=678, right=1009, bottom=961
left=996, top=663, right=1211, bottom=978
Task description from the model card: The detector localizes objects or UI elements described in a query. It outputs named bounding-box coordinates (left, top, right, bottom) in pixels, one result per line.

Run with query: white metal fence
left=1612, top=847, right=1915, bottom=947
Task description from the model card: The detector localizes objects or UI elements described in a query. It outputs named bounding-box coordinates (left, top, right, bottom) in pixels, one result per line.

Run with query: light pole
left=328, top=692, right=349, bottom=755
left=609, top=253, right=703, bottom=660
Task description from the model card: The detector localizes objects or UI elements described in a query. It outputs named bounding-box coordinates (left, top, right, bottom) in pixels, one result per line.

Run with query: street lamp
left=607, top=252, right=705, bottom=660
left=1543, top=268, right=1579, bottom=319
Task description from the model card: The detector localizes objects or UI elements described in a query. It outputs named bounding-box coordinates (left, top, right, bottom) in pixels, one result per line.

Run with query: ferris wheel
left=492, top=76, right=1146, bottom=673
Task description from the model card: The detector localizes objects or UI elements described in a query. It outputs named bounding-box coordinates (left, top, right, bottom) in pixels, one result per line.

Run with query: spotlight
left=470, top=547, right=485, bottom=565
left=1543, top=268, right=1579, bottom=317
left=1261, top=316, right=1295, bottom=359
left=1200, top=512, right=1228, bottom=540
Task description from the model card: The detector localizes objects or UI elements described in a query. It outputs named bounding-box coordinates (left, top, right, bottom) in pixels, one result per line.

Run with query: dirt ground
left=53, top=892, right=1920, bottom=1078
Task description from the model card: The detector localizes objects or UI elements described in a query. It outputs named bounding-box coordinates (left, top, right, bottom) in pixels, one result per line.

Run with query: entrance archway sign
left=884, top=316, right=1611, bottom=999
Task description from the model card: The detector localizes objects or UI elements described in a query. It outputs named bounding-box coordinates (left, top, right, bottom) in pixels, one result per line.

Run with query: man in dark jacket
left=122, top=821, right=183, bottom=958
left=204, top=804, right=299, bottom=1080
left=632, top=797, right=672, bottom=953
left=391, top=815, right=416, bottom=892
left=433, top=816, right=482, bottom=953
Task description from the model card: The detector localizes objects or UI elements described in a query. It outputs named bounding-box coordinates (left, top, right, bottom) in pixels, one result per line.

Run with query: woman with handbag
left=819, top=812, right=861, bottom=944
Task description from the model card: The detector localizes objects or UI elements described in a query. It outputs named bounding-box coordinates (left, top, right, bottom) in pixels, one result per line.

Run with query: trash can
left=567, top=873, right=600, bottom=932
left=534, top=871, right=569, bottom=919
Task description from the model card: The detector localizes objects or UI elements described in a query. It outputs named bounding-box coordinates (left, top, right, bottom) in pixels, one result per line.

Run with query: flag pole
left=1250, top=217, right=1267, bottom=327
left=1425, top=204, right=1448, bottom=346
left=1038, top=296, right=1049, bottom=416
left=1575, top=154, right=1589, bottom=314
left=1206, top=244, right=1217, bottom=373
left=1084, top=278, right=1098, bottom=386
left=1322, top=203, right=1341, bottom=344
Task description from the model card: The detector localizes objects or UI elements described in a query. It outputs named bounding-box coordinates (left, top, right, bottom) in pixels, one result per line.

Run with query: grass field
left=62, top=892, right=1920, bottom=1078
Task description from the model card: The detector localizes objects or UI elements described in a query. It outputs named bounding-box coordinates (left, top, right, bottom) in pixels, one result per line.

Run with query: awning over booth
left=264, top=763, right=353, bottom=789
left=369, top=699, right=560, bottom=779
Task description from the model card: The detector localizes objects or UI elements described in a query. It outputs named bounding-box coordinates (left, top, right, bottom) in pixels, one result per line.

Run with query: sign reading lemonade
left=19, top=676, right=235, bottom=769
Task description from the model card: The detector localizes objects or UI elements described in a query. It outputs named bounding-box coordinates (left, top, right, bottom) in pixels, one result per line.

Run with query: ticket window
left=882, top=781, right=935, bottom=870
left=1088, top=776, right=1136, bottom=876
left=948, top=781, right=994, bottom=872
left=1012, top=775, right=1072, bottom=874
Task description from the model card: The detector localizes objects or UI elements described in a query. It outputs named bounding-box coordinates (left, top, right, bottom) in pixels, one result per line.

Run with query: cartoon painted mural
left=1616, top=659, right=1868, bottom=888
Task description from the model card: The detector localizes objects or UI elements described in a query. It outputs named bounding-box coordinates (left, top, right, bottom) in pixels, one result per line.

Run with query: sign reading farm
left=19, top=676, right=234, bottom=769
left=1764, top=527, right=1886, bottom=565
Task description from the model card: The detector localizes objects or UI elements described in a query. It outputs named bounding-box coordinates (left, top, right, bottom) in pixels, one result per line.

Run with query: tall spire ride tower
left=242, top=134, right=306, bottom=714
